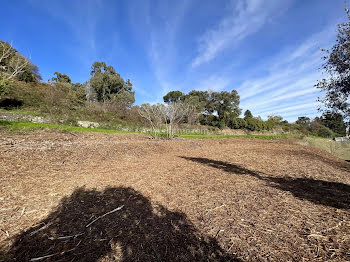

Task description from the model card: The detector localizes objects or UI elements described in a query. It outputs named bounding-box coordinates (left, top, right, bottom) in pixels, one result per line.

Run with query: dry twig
left=86, top=205, right=124, bottom=227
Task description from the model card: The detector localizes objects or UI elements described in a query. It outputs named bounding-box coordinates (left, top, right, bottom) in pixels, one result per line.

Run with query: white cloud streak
left=146, top=0, right=193, bottom=100
left=191, top=0, right=290, bottom=67
left=237, top=24, right=337, bottom=121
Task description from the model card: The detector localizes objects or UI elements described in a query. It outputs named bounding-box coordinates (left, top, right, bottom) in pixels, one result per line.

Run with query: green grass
left=0, top=120, right=136, bottom=134
left=300, top=136, right=350, bottom=160
left=0, top=120, right=302, bottom=141
left=180, top=134, right=301, bottom=139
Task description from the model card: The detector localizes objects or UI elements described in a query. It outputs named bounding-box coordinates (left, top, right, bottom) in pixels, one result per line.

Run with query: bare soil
left=0, top=130, right=349, bottom=261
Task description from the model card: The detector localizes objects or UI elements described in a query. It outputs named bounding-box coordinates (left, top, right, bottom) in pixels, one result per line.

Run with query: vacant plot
left=0, top=130, right=349, bottom=261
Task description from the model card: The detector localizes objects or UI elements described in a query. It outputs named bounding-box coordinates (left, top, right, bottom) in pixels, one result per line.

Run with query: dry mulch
left=0, top=130, right=349, bottom=261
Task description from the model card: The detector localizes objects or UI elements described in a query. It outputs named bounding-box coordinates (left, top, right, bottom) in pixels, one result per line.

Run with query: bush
left=229, top=118, right=246, bottom=129
left=265, top=120, right=276, bottom=130
left=3, top=80, right=86, bottom=113
left=317, top=125, right=334, bottom=138
left=199, top=114, right=220, bottom=127
left=0, top=78, right=10, bottom=98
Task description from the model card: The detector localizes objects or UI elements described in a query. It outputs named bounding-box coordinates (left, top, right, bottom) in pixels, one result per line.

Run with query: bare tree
left=184, top=104, right=199, bottom=125
left=138, top=102, right=191, bottom=139
left=138, top=103, right=165, bottom=136
left=138, top=104, right=156, bottom=134
left=6, top=54, right=30, bottom=80
left=0, top=41, right=30, bottom=80
left=167, top=102, right=188, bottom=138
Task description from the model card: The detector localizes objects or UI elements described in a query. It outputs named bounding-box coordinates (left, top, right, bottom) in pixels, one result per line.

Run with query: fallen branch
left=30, top=222, right=53, bottom=236
left=86, top=205, right=124, bottom=227
left=30, top=240, right=82, bottom=261
left=48, top=232, right=85, bottom=240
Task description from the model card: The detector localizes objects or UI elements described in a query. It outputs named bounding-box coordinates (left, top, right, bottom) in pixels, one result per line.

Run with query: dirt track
left=0, top=130, right=349, bottom=261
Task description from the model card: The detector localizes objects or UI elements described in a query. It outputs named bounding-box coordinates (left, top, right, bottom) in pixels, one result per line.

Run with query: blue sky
left=0, top=0, right=346, bottom=121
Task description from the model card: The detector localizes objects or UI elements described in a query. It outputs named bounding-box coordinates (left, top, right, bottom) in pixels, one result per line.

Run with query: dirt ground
left=0, top=130, right=349, bottom=262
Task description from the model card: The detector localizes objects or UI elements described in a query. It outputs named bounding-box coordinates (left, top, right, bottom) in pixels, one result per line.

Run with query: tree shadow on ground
left=1, top=187, right=239, bottom=262
left=180, top=157, right=263, bottom=179
left=267, top=177, right=350, bottom=209
left=180, top=156, right=350, bottom=210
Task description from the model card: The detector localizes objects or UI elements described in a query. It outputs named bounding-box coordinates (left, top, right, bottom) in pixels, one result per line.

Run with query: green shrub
left=317, top=125, right=334, bottom=138
left=229, top=118, right=247, bottom=129
left=199, top=114, right=220, bottom=127
left=0, top=78, right=10, bottom=98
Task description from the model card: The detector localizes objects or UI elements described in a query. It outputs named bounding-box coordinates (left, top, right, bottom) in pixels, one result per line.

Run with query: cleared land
left=0, top=130, right=349, bottom=261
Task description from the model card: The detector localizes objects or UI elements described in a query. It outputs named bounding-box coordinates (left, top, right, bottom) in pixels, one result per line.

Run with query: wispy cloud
left=191, top=0, right=291, bottom=68
left=145, top=0, right=193, bottom=100
left=21, top=0, right=342, bottom=122
left=236, top=24, right=337, bottom=121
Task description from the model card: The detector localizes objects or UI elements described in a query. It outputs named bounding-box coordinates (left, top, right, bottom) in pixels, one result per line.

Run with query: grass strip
left=0, top=120, right=135, bottom=134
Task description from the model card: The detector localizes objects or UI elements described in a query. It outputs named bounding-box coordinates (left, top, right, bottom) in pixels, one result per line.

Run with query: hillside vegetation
left=0, top=34, right=348, bottom=139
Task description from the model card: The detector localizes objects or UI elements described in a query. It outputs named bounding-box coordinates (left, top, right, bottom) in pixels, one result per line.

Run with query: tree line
left=142, top=89, right=346, bottom=137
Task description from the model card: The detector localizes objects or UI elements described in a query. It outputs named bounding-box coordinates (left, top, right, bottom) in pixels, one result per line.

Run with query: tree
left=183, top=104, right=199, bottom=125
left=244, top=110, right=253, bottom=120
left=268, top=115, right=283, bottom=123
left=296, top=116, right=311, bottom=126
left=163, top=91, right=184, bottom=103
left=184, top=90, right=210, bottom=114
left=89, top=61, right=134, bottom=105
left=211, top=90, right=241, bottom=125
left=138, top=102, right=190, bottom=138
left=85, top=81, right=97, bottom=102
left=17, top=63, right=42, bottom=82
left=321, top=112, right=346, bottom=136
left=0, top=41, right=39, bottom=81
left=166, top=102, right=189, bottom=137
left=315, top=9, right=350, bottom=122
left=138, top=103, right=165, bottom=136
left=51, top=72, right=72, bottom=83
left=172, top=89, right=241, bottom=127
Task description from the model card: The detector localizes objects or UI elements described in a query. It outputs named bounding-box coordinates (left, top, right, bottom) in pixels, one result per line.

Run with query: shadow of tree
left=1, top=187, right=238, bottom=262
left=180, top=157, right=263, bottom=179
left=267, top=177, right=350, bottom=210
left=181, top=156, right=350, bottom=210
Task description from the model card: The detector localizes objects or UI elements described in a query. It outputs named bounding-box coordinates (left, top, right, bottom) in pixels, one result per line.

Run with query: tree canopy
left=244, top=110, right=253, bottom=120
left=168, top=89, right=242, bottom=128
left=296, top=116, right=311, bottom=126
left=163, top=91, right=184, bottom=103
left=51, top=72, right=72, bottom=83
left=316, top=8, right=350, bottom=122
left=211, top=90, right=241, bottom=124
left=321, top=112, right=347, bottom=136
left=89, top=61, right=135, bottom=105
